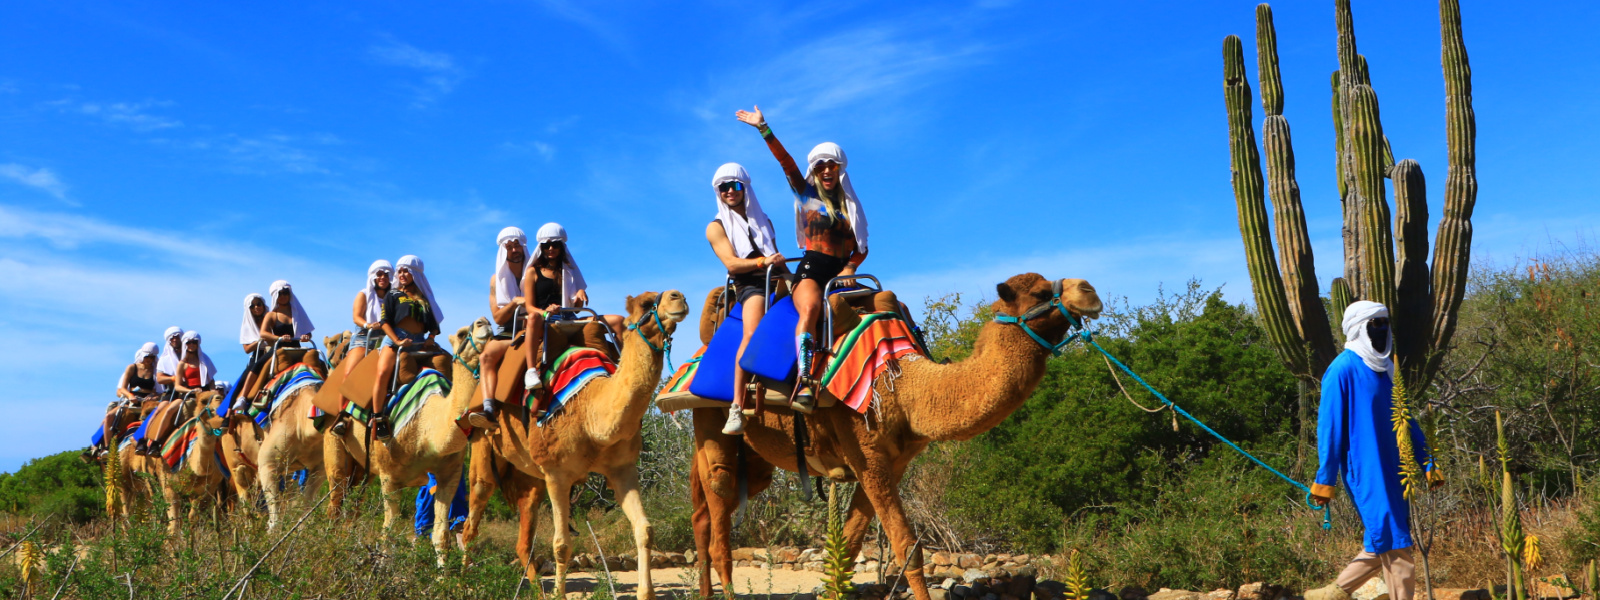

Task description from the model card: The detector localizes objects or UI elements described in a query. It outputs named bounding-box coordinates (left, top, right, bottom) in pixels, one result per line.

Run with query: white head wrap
left=362, top=260, right=393, bottom=325
left=396, top=255, right=443, bottom=324
left=530, top=223, right=587, bottom=308
left=239, top=293, right=266, bottom=345
left=180, top=330, right=217, bottom=388
left=1342, top=300, right=1393, bottom=373
left=494, top=227, right=528, bottom=308
left=798, top=142, right=869, bottom=254
left=712, top=163, right=779, bottom=260
left=157, top=326, right=184, bottom=378
left=268, top=280, right=316, bottom=337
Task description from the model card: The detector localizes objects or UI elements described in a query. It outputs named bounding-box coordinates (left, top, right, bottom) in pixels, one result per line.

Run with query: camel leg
left=431, top=463, right=464, bottom=567
left=324, top=432, right=351, bottom=518
left=380, top=472, right=404, bottom=536
left=606, top=464, right=654, bottom=600
left=543, top=476, right=575, bottom=597
left=853, top=462, right=930, bottom=600
left=690, top=458, right=715, bottom=598
left=257, top=444, right=284, bottom=530
left=509, top=471, right=546, bottom=573
left=162, top=477, right=181, bottom=535
left=842, top=483, right=878, bottom=558
left=462, top=443, right=495, bottom=565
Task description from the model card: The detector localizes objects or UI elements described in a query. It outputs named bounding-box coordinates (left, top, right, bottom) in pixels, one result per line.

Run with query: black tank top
left=533, top=272, right=561, bottom=308
left=273, top=321, right=294, bottom=335
left=127, top=369, right=157, bottom=395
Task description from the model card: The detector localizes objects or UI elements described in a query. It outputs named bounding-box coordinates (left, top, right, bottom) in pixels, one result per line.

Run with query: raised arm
left=736, top=106, right=806, bottom=194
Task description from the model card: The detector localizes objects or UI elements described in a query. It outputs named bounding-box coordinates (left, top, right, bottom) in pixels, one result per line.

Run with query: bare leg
left=602, top=314, right=626, bottom=342
left=731, top=300, right=765, bottom=413
left=793, top=278, right=823, bottom=346
left=478, top=340, right=510, bottom=403
left=607, top=464, right=654, bottom=600
left=372, top=346, right=398, bottom=417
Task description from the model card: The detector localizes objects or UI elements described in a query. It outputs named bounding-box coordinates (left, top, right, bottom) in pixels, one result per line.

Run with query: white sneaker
left=721, top=407, right=746, bottom=436
left=524, top=368, right=544, bottom=390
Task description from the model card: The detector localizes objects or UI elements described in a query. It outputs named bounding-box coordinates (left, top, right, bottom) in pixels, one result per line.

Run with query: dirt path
left=548, top=566, right=887, bottom=600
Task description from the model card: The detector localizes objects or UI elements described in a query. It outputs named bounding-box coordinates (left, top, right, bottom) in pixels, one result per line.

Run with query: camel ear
left=995, top=282, right=1017, bottom=303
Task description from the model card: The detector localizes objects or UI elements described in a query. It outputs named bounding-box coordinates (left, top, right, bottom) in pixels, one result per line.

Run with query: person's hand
left=299, top=334, right=312, bottom=342
left=545, top=304, right=561, bottom=315
left=840, top=264, right=858, bottom=277
left=573, top=290, right=589, bottom=307
left=397, top=338, right=414, bottom=347
left=765, top=253, right=785, bottom=267
left=736, top=106, right=766, bottom=129
left=1310, top=493, right=1330, bottom=507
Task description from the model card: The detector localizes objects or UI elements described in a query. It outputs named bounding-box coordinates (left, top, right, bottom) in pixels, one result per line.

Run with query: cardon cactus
left=1222, top=1, right=1479, bottom=398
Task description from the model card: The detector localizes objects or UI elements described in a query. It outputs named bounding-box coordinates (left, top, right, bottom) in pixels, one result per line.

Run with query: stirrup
left=330, top=416, right=349, bottom=437
left=372, top=416, right=394, bottom=440
left=790, top=387, right=816, bottom=414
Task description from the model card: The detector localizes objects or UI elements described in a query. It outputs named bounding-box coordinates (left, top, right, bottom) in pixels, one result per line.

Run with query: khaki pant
left=1335, top=547, right=1415, bottom=600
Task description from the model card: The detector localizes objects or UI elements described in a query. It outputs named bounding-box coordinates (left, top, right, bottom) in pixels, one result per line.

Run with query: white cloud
left=0, top=164, right=69, bottom=202
left=534, top=0, right=630, bottom=55
left=368, top=37, right=466, bottom=107
left=66, top=99, right=182, bottom=131
left=500, top=140, right=556, bottom=161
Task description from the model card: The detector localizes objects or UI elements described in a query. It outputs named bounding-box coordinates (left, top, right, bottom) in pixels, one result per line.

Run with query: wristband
left=759, top=125, right=773, bottom=139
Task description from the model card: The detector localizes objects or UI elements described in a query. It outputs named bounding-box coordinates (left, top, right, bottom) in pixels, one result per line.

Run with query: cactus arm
left=1392, top=159, right=1432, bottom=381
left=1347, top=84, right=1398, bottom=313
left=1333, top=71, right=1364, bottom=296
left=1223, top=34, right=1310, bottom=377
left=1256, top=4, right=1337, bottom=376
left=1330, top=277, right=1354, bottom=346
left=1424, top=0, right=1478, bottom=392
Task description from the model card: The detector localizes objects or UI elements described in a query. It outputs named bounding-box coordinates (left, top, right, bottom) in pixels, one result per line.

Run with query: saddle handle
left=823, top=273, right=883, bottom=345
left=763, top=257, right=805, bottom=312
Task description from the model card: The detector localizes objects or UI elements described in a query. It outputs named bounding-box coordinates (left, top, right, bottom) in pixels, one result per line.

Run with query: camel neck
left=903, top=321, right=1053, bottom=441
left=584, top=322, right=664, bottom=445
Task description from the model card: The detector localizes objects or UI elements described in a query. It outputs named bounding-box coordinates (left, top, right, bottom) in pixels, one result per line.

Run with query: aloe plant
left=1498, top=412, right=1527, bottom=600
left=1222, top=1, right=1478, bottom=399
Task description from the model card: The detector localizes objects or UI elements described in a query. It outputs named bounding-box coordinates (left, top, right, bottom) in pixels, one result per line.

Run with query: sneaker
left=467, top=402, right=500, bottom=431
left=373, top=416, right=394, bottom=441
left=524, top=368, right=544, bottom=391
left=721, top=407, right=747, bottom=435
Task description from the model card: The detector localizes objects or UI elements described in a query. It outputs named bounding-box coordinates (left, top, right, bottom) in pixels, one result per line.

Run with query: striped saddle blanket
left=248, top=363, right=325, bottom=430
left=537, top=347, right=616, bottom=426
left=818, top=313, right=923, bottom=414
left=351, top=368, right=451, bottom=437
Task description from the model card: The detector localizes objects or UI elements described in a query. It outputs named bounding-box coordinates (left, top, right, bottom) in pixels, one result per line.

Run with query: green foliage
left=922, top=292, right=993, bottom=363
left=940, top=283, right=1298, bottom=551
left=0, top=449, right=105, bottom=524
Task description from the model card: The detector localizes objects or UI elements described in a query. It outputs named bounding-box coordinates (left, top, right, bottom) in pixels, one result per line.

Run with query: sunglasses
left=718, top=181, right=744, bottom=193
left=541, top=241, right=564, bottom=248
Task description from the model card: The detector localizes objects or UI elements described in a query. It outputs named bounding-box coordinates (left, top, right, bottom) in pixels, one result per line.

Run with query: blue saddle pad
left=739, top=296, right=800, bottom=386
left=687, top=302, right=746, bottom=403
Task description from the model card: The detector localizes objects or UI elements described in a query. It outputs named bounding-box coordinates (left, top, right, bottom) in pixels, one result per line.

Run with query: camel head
left=450, top=317, right=495, bottom=368
left=323, top=331, right=352, bottom=368
left=992, top=274, right=1104, bottom=345
left=624, top=290, right=690, bottom=351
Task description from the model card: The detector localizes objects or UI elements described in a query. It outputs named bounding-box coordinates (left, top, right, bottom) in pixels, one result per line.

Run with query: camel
left=460, top=290, right=690, bottom=600
left=113, top=392, right=229, bottom=534
left=689, top=273, right=1102, bottom=600
left=251, top=334, right=358, bottom=528
left=324, top=318, right=493, bottom=565
left=461, top=437, right=546, bottom=569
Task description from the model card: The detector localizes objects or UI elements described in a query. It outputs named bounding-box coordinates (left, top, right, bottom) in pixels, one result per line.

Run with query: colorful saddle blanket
left=818, top=313, right=922, bottom=413
left=350, top=368, right=451, bottom=438
left=159, top=416, right=204, bottom=472
left=659, top=346, right=704, bottom=398
left=248, top=363, right=324, bottom=430
left=537, top=347, right=616, bottom=426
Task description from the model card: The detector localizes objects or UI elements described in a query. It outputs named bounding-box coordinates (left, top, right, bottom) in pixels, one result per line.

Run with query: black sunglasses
left=718, top=181, right=744, bottom=193
left=541, top=240, right=564, bottom=248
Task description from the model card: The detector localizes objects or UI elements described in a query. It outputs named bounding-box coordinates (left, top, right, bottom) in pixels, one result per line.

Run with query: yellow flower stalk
left=1391, top=377, right=1426, bottom=500
left=1064, top=549, right=1089, bottom=600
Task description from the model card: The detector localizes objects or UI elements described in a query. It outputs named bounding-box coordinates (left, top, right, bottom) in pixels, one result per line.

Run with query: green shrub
left=0, top=449, right=105, bottom=523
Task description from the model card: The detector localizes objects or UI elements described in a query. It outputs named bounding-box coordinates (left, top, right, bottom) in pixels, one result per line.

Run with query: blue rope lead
left=1077, top=330, right=1333, bottom=531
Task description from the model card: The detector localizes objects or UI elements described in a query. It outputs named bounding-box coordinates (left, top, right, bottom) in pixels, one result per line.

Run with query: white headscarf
left=157, top=326, right=183, bottom=378
left=494, top=227, right=528, bottom=308
left=799, top=142, right=869, bottom=254
left=120, top=342, right=161, bottom=395
left=180, top=330, right=217, bottom=389
left=363, top=260, right=393, bottom=325
left=1342, top=301, right=1393, bottom=373
left=712, top=163, right=779, bottom=259
left=530, top=223, right=587, bottom=308
left=239, top=293, right=266, bottom=345
left=268, top=280, right=316, bottom=337
left=396, top=255, right=443, bottom=324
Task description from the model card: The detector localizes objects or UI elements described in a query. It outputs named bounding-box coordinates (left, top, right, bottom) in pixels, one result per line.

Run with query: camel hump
left=825, top=289, right=904, bottom=340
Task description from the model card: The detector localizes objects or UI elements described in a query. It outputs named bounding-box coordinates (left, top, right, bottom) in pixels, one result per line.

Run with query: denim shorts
left=384, top=328, right=429, bottom=348
left=351, top=327, right=385, bottom=350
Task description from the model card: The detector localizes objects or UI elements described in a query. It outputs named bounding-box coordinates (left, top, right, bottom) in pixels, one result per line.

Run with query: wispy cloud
left=0, top=164, right=70, bottom=203
left=499, top=140, right=556, bottom=161
left=160, top=132, right=342, bottom=175
left=368, top=37, right=466, bottom=107
left=53, top=99, right=182, bottom=131
left=533, top=0, right=629, bottom=55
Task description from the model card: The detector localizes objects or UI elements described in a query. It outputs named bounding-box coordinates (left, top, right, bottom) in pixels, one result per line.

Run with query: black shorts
left=795, top=251, right=848, bottom=287
left=733, top=284, right=764, bottom=307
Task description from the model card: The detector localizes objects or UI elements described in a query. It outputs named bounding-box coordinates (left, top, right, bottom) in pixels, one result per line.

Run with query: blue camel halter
left=992, top=279, right=1084, bottom=355
left=626, top=305, right=674, bottom=372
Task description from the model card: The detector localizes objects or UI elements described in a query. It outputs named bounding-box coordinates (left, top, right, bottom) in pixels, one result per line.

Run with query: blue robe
left=1315, top=349, right=1433, bottom=554
left=414, top=473, right=468, bottom=537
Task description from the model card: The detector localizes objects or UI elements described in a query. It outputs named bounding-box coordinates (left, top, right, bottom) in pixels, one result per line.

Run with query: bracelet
left=759, top=125, right=773, bottom=139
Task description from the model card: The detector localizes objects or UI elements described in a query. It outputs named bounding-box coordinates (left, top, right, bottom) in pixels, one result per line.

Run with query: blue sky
left=0, top=0, right=1596, bottom=472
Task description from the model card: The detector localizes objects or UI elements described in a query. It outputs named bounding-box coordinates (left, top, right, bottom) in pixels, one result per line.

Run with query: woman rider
left=231, top=293, right=269, bottom=416
left=143, top=331, right=218, bottom=453
left=92, top=342, right=162, bottom=455
left=330, top=260, right=393, bottom=436
left=515, top=224, right=625, bottom=408
left=736, top=105, right=869, bottom=412
left=467, top=227, right=528, bottom=430
left=370, top=255, right=442, bottom=440
left=705, top=163, right=785, bottom=435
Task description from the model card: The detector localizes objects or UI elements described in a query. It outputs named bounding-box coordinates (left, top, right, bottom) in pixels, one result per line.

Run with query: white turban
left=530, top=223, right=587, bottom=308
left=396, top=255, right=442, bottom=324
left=1342, top=300, right=1392, bottom=373
left=798, top=142, right=869, bottom=255
left=712, top=163, right=779, bottom=260
left=363, top=260, right=393, bottom=325
left=494, top=227, right=528, bottom=309
left=157, top=326, right=184, bottom=380
left=239, top=293, right=266, bottom=345
left=180, top=330, right=217, bottom=389
left=269, top=280, right=316, bottom=337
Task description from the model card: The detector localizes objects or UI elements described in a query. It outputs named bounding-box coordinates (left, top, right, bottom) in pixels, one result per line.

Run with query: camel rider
left=512, top=223, right=627, bottom=418
left=371, top=255, right=443, bottom=440
left=737, top=105, right=869, bottom=413
left=330, top=260, right=393, bottom=436
left=467, top=226, right=529, bottom=431
left=231, top=293, right=270, bottom=416
left=705, top=162, right=785, bottom=435
left=142, top=331, right=219, bottom=454
left=154, top=325, right=184, bottom=392
left=258, top=280, right=319, bottom=373
left=1305, top=301, right=1438, bottom=600
left=92, top=342, right=162, bottom=455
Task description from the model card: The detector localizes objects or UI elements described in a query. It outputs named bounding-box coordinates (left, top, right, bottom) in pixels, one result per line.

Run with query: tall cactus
left=1221, top=0, right=1478, bottom=397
